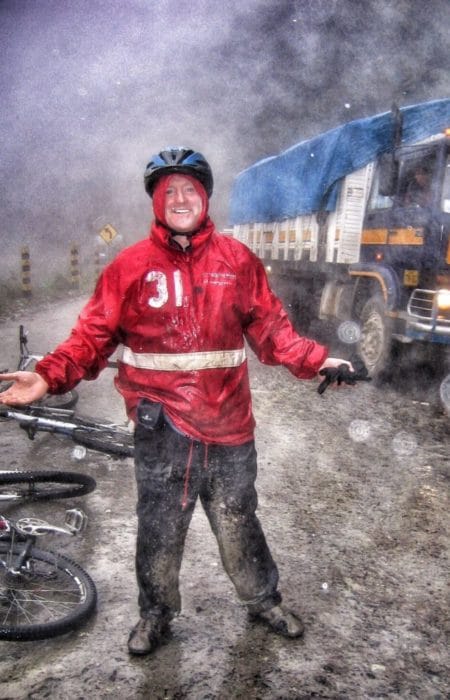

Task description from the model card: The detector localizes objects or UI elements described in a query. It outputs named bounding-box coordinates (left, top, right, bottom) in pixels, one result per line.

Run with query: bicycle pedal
left=65, top=508, right=88, bottom=534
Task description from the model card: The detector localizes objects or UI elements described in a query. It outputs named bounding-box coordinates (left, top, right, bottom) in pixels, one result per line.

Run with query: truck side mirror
left=378, top=153, right=399, bottom=196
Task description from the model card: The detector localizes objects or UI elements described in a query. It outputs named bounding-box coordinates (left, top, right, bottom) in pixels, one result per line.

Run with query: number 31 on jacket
left=146, top=270, right=183, bottom=308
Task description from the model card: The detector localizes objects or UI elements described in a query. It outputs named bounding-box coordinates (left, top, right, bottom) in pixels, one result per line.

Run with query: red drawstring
left=181, top=442, right=209, bottom=510
left=181, top=441, right=194, bottom=510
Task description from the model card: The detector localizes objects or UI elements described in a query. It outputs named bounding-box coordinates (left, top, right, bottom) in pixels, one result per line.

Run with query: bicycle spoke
left=2, top=589, right=82, bottom=623
left=0, top=555, right=88, bottom=627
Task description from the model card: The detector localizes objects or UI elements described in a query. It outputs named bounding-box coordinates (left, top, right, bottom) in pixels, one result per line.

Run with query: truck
left=229, top=98, right=450, bottom=378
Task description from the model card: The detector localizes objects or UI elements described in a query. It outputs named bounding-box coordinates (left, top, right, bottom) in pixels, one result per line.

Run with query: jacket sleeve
left=35, top=261, right=124, bottom=394
left=241, top=253, right=328, bottom=379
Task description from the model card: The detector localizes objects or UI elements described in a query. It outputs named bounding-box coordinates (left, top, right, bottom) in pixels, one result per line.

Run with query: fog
left=1, top=0, right=449, bottom=280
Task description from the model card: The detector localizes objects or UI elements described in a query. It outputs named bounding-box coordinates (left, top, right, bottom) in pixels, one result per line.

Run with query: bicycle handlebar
left=317, top=358, right=372, bottom=395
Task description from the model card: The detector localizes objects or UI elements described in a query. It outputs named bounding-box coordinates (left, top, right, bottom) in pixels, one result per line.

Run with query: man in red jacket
left=0, top=147, right=352, bottom=655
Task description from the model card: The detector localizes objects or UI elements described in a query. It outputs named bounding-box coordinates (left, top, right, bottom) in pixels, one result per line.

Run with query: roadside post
left=20, top=246, right=31, bottom=296
left=70, top=244, right=80, bottom=289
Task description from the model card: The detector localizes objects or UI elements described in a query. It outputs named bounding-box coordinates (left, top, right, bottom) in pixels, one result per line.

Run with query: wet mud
left=0, top=297, right=449, bottom=699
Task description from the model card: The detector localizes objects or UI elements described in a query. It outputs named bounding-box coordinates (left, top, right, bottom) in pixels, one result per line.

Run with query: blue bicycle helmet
left=144, top=147, right=214, bottom=198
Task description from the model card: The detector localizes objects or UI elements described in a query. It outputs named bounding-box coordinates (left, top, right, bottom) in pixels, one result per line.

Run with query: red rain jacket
left=36, top=218, right=328, bottom=445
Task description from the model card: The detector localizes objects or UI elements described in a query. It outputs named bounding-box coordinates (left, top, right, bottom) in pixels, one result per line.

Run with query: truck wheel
left=358, top=295, right=393, bottom=379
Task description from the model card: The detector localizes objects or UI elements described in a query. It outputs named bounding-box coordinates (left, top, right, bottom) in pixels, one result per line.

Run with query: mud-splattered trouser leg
left=134, top=419, right=281, bottom=620
left=134, top=420, right=196, bottom=620
left=200, top=440, right=281, bottom=614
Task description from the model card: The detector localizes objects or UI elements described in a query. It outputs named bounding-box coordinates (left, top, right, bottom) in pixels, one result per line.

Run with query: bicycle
left=0, top=403, right=134, bottom=458
left=0, top=507, right=97, bottom=640
left=0, top=325, right=79, bottom=410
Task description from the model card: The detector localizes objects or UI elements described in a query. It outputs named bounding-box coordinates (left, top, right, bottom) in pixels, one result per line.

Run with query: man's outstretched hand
left=0, top=371, right=49, bottom=406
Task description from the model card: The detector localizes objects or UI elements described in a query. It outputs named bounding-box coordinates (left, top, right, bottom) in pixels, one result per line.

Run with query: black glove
left=317, top=356, right=371, bottom=395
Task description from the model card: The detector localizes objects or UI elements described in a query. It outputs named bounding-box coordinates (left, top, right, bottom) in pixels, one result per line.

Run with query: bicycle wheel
left=39, top=390, right=79, bottom=410
left=0, top=542, right=97, bottom=640
left=0, top=471, right=96, bottom=502
left=73, top=426, right=135, bottom=458
left=0, top=385, right=78, bottom=409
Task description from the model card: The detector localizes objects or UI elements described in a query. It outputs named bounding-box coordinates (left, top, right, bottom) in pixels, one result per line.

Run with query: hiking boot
left=250, top=604, right=304, bottom=638
left=127, top=616, right=170, bottom=655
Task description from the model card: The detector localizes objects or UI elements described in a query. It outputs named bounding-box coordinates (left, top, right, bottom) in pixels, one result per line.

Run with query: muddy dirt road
left=0, top=296, right=449, bottom=699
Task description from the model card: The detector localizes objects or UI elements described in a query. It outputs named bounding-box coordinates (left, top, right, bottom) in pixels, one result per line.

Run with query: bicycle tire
left=0, top=541, right=97, bottom=640
left=0, top=471, right=96, bottom=502
left=0, top=385, right=78, bottom=410
left=39, top=390, right=79, bottom=410
left=73, top=426, right=135, bottom=458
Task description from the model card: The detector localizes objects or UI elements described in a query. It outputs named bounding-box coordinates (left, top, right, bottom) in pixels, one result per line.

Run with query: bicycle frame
left=17, top=325, right=43, bottom=371
left=3, top=406, right=80, bottom=440
left=0, top=404, right=135, bottom=458
left=0, top=509, right=86, bottom=576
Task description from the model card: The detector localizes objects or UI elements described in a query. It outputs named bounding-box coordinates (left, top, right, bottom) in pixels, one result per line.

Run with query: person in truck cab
left=0, top=147, right=353, bottom=655
left=404, top=163, right=433, bottom=207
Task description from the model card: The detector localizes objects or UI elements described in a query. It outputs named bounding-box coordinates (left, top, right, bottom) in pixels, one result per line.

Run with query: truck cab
left=354, top=134, right=450, bottom=375
left=229, top=100, right=450, bottom=378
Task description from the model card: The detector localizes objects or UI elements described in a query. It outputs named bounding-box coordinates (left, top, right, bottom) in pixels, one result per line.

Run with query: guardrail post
left=70, top=244, right=80, bottom=289
left=21, top=246, right=32, bottom=296
left=94, top=248, right=104, bottom=279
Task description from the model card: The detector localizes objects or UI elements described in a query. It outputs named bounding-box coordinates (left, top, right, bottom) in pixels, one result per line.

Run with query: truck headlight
left=437, top=289, right=450, bottom=311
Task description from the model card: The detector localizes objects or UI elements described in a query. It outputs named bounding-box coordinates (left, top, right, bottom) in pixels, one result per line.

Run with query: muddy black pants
left=133, top=413, right=281, bottom=621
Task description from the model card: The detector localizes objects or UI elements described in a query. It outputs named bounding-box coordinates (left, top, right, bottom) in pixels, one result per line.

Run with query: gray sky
left=1, top=0, right=449, bottom=271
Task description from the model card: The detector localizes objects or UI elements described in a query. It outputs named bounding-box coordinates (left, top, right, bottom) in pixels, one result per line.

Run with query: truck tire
left=358, top=295, right=393, bottom=379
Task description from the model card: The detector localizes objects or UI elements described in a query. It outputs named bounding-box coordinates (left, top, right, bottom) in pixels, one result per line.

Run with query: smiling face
left=164, top=174, right=204, bottom=233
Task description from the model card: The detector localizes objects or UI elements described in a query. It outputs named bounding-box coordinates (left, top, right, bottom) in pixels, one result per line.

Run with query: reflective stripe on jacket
left=36, top=217, right=328, bottom=445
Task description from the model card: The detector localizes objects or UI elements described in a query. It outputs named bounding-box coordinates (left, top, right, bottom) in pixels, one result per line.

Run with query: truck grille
left=407, top=289, right=450, bottom=336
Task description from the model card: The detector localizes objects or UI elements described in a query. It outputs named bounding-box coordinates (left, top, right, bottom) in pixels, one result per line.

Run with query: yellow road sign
left=99, top=224, right=118, bottom=244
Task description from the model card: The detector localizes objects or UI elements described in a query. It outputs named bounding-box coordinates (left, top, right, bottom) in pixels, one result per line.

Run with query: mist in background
left=1, top=0, right=449, bottom=281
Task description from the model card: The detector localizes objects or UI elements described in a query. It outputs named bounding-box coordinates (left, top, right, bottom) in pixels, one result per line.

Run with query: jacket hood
left=150, top=173, right=214, bottom=253
left=150, top=215, right=216, bottom=254
left=152, top=174, right=209, bottom=226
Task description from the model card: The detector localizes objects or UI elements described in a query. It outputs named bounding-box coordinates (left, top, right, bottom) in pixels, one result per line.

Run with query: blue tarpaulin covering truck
left=229, top=99, right=450, bottom=377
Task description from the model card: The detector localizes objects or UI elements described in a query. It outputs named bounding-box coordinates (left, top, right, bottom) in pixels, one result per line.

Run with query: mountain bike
left=0, top=325, right=78, bottom=410
left=0, top=404, right=134, bottom=458
left=0, top=507, right=97, bottom=640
